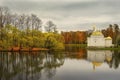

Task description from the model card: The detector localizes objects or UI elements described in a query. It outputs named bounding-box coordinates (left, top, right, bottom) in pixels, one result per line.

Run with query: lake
left=0, top=49, right=120, bottom=80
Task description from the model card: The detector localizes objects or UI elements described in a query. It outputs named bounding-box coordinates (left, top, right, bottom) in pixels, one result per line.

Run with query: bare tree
left=53, top=25, right=58, bottom=33
left=0, top=6, right=10, bottom=28
left=35, top=17, right=42, bottom=30
left=17, top=14, right=26, bottom=30
left=10, top=14, right=19, bottom=27
left=0, top=6, right=10, bottom=40
left=45, top=21, right=56, bottom=32
left=30, top=14, right=42, bottom=30
left=31, top=14, right=37, bottom=30
left=25, top=15, right=31, bottom=30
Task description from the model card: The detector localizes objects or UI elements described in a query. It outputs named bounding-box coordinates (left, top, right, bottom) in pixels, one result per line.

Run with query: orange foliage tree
left=61, top=31, right=87, bottom=44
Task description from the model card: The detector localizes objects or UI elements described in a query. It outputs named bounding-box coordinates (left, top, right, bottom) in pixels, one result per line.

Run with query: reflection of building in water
left=87, top=26, right=113, bottom=47
left=87, top=50, right=112, bottom=70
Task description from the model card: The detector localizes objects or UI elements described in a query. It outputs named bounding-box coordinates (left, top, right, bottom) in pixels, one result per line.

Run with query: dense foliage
left=61, top=31, right=87, bottom=44
left=101, top=24, right=120, bottom=46
left=0, top=25, right=64, bottom=50
left=0, top=6, right=64, bottom=50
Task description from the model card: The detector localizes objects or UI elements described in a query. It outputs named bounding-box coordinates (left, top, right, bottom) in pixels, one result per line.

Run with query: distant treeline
left=61, top=31, right=87, bottom=44
left=62, top=24, right=120, bottom=46
left=0, top=6, right=64, bottom=50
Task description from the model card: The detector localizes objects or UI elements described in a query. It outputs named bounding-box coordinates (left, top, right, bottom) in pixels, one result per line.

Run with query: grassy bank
left=65, top=44, right=87, bottom=48
left=65, top=44, right=120, bottom=50
left=87, top=46, right=120, bottom=50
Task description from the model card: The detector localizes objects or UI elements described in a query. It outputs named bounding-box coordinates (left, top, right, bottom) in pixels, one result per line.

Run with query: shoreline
left=86, top=47, right=120, bottom=50
left=1, top=44, right=120, bottom=52
left=0, top=47, right=49, bottom=52
left=65, top=44, right=120, bottom=50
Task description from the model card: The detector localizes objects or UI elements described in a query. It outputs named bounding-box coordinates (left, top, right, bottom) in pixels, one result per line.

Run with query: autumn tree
left=102, top=24, right=120, bottom=45
left=0, top=6, right=64, bottom=50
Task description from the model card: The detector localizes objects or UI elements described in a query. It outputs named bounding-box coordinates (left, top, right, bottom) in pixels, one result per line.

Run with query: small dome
left=91, top=31, right=103, bottom=36
left=105, top=36, right=112, bottom=40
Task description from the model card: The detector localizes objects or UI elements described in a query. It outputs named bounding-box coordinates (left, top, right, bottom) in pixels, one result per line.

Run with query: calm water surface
left=0, top=49, right=120, bottom=80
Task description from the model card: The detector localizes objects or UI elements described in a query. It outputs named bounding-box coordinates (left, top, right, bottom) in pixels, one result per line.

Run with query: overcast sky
left=1, top=0, right=120, bottom=31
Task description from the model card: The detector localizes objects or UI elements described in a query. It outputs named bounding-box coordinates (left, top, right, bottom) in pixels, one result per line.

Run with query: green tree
left=44, top=33, right=64, bottom=50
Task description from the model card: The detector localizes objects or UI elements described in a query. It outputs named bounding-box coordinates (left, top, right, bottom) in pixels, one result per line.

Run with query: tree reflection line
left=0, top=52, right=65, bottom=80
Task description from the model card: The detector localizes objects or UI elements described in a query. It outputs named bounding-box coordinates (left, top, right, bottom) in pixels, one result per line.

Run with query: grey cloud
left=2, top=0, right=120, bottom=16
left=1, top=0, right=120, bottom=31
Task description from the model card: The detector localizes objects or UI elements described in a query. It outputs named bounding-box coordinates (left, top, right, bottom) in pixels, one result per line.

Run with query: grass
left=65, top=44, right=120, bottom=50
left=87, top=47, right=120, bottom=50
left=65, top=44, right=87, bottom=48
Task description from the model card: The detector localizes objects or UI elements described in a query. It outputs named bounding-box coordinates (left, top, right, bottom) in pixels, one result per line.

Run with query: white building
left=87, top=30, right=113, bottom=47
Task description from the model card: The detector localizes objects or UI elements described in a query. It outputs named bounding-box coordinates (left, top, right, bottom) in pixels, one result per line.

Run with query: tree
left=0, top=6, right=10, bottom=40
left=0, top=6, right=10, bottom=28
left=114, top=24, right=119, bottom=33
left=106, top=24, right=114, bottom=43
left=113, top=24, right=120, bottom=45
left=34, top=16, right=42, bottom=30
left=53, top=25, right=58, bottom=33
left=116, top=35, right=120, bottom=47
left=44, top=33, right=64, bottom=50
left=0, top=6, right=64, bottom=50
left=17, top=14, right=26, bottom=30
left=45, top=21, right=56, bottom=32
left=10, top=14, right=19, bottom=27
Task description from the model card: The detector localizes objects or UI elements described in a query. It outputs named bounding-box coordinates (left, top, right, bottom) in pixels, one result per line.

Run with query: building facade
left=87, top=30, right=112, bottom=47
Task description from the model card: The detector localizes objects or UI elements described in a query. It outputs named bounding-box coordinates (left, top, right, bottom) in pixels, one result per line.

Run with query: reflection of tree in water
left=0, top=51, right=65, bottom=80
left=109, top=50, right=120, bottom=69
left=43, top=52, right=65, bottom=80
left=65, top=45, right=85, bottom=52
left=65, top=45, right=87, bottom=59
left=0, top=52, right=45, bottom=80
left=65, top=49, right=87, bottom=59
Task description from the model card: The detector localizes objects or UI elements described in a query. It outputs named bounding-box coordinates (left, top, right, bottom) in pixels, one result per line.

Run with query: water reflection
left=65, top=49, right=87, bottom=59
left=111, top=50, right=120, bottom=69
left=87, top=50, right=113, bottom=70
left=0, top=52, right=65, bottom=80
left=0, top=49, right=120, bottom=80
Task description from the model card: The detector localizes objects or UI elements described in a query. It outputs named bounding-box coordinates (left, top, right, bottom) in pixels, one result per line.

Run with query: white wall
left=105, top=40, right=112, bottom=47
left=87, top=36, right=105, bottom=47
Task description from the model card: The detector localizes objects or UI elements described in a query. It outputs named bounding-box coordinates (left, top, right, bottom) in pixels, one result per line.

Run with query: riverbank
left=65, top=44, right=87, bottom=48
left=65, top=44, right=120, bottom=50
left=0, top=47, right=49, bottom=52
left=87, top=46, right=120, bottom=50
left=1, top=44, right=120, bottom=52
